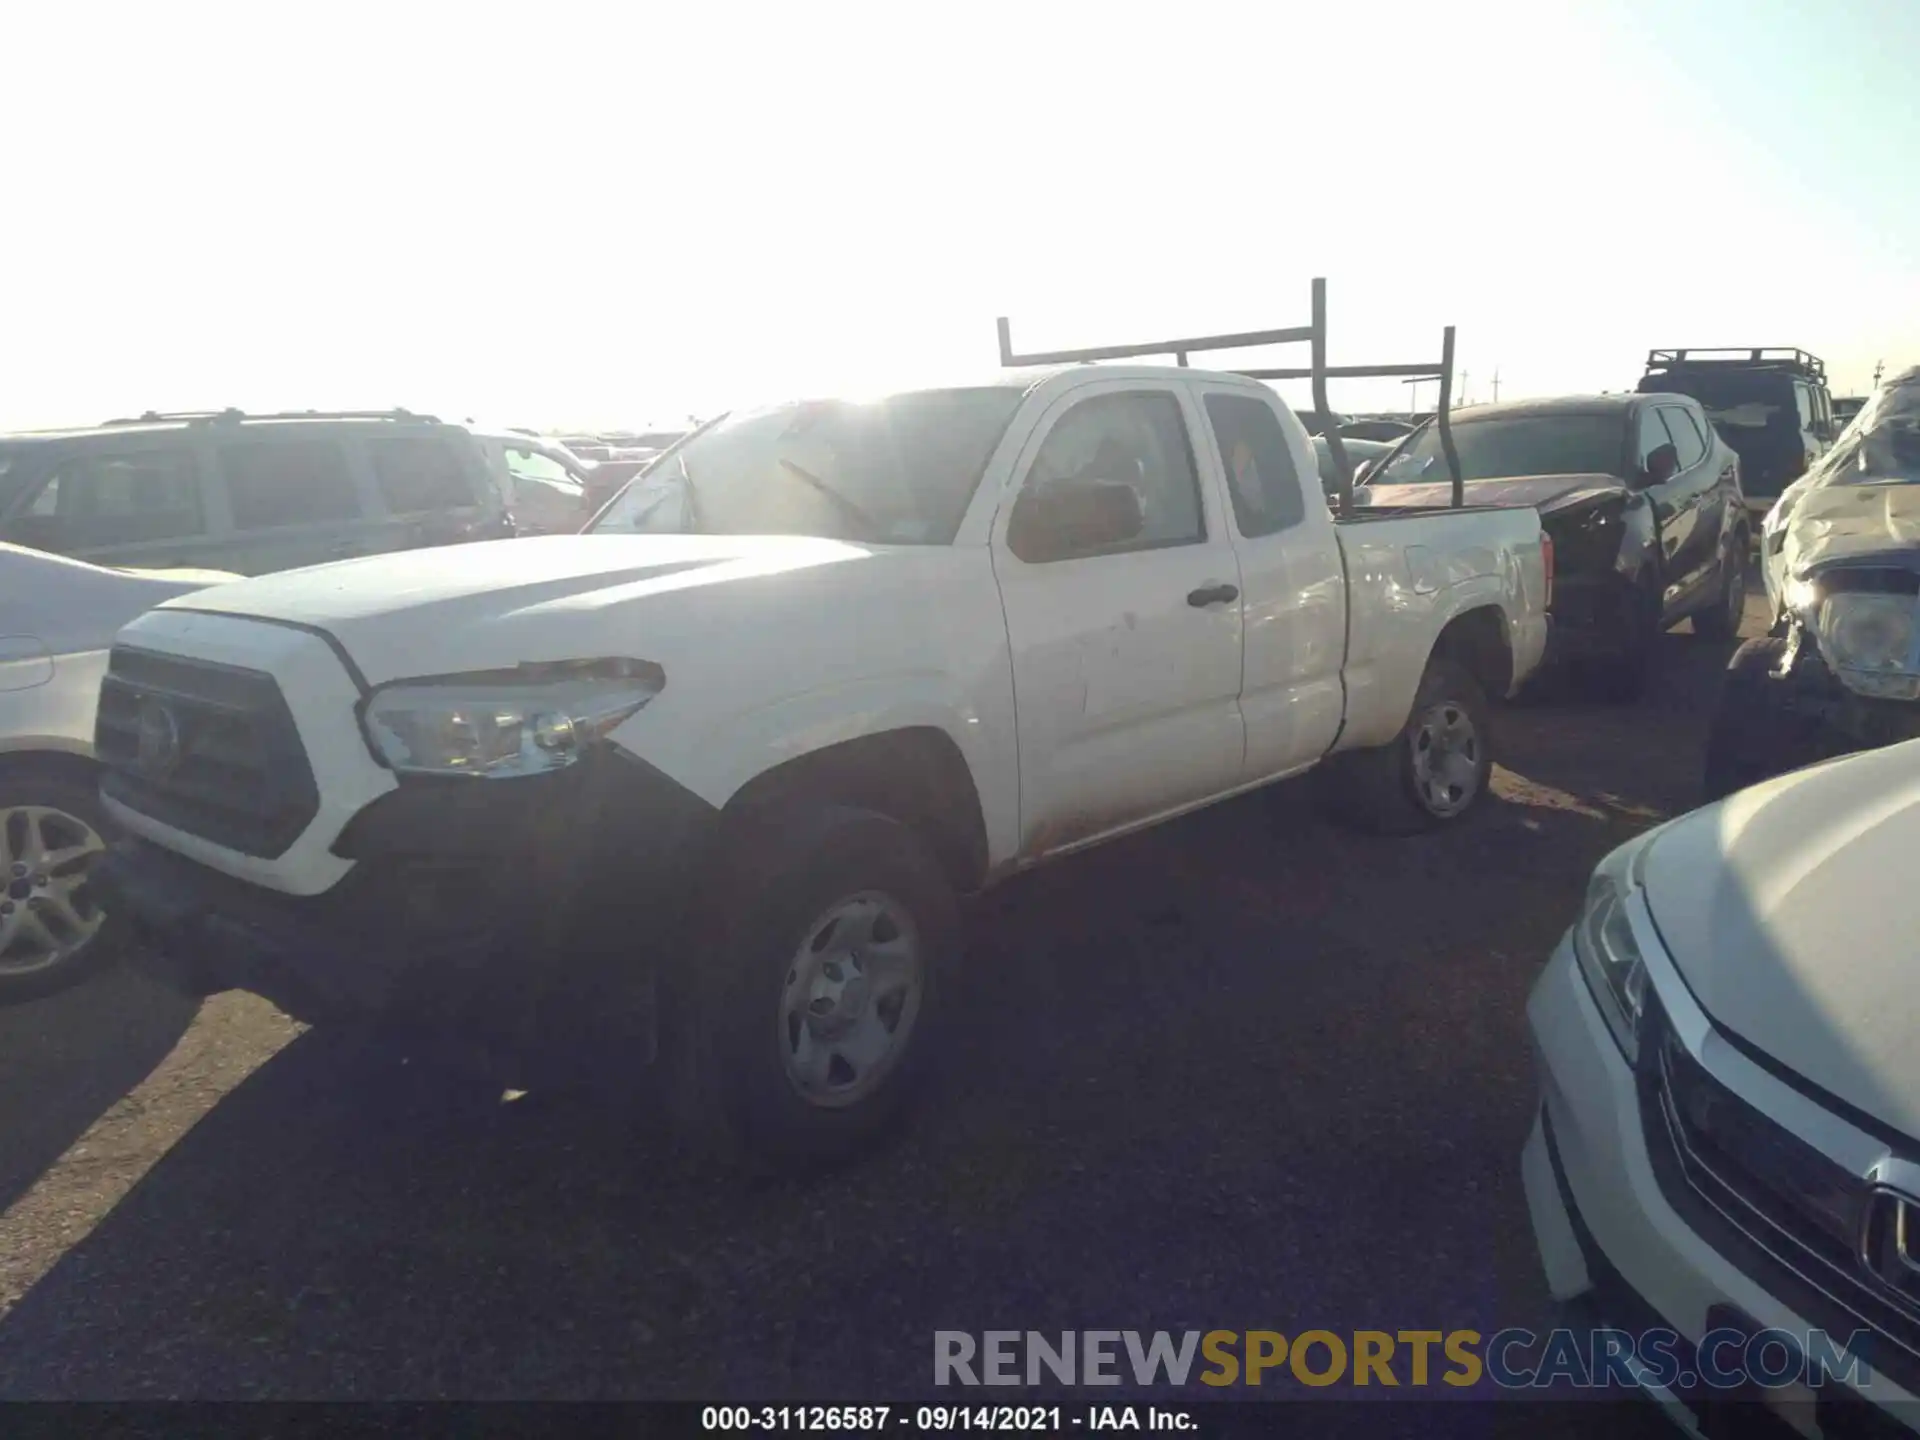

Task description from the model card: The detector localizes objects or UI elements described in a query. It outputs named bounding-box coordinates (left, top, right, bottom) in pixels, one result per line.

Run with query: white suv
left=1525, top=736, right=1920, bottom=1434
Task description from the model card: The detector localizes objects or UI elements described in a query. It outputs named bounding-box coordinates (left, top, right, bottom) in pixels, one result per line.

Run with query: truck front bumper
left=93, top=745, right=721, bottom=1069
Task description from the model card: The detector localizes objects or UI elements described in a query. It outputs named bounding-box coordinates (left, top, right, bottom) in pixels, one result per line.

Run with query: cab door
left=1191, top=384, right=1347, bottom=783
left=989, top=379, right=1246, bottom=856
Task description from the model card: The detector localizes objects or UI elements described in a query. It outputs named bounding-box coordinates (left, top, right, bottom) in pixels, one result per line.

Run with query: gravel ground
left=0, top=587, right=1767, bottom=1408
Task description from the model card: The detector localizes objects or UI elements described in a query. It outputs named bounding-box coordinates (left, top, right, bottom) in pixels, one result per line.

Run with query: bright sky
left=3, top=0, right=1913, bottom=432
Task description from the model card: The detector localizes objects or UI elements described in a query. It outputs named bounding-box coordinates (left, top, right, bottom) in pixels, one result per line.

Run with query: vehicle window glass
left=1641, top=370, right=1793, bottom=433
left=220, top=439, right=360, bottom=529
left=1012, top=391, right=1203, bottom=560
left=1374, top=414, right=1627, bottom=484
left=1793, top=383, right=1816, bottom=430
left=368, top=436, right=477, bottom=514
left=590, top=387, right=1024, bottom=545
left=1203, top=392, right=1304, bottom=536
left=1, top=449, right=205, bottom=550
left=1658, top=407, right=1707, bottom=470
left=1637, top=408, right=1677, bottom=467
left=504, top=446, right=582, bottom=492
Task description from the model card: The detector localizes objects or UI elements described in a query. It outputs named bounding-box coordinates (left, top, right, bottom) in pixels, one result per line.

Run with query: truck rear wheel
left=1319, top=656, right=1494, bottom=834
left=1701, top=637, right=1834, bottom=801
left=678, top=803, right=958, bottom=1173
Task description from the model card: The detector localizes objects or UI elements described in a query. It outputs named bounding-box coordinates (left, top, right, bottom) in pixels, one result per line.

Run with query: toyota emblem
left=134, top=697, right=183, bottom=779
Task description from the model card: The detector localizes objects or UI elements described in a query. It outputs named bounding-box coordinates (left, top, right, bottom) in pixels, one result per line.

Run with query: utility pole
left=1459, top=370, right=1471, bottom=407
left=1873, top=360, right=1885, bottom=390
left=1492, top=367, right=1501, bottom=403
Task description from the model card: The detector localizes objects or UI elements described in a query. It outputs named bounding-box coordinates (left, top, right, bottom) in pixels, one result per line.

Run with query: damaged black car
left=1358, top=393, right=1749, bottom=700
left=1704, top=365, right=1920, bottom=798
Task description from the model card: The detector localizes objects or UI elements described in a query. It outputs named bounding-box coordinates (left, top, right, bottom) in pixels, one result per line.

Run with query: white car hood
left=1781, top=482, right=1920, bottom=577
left=1642, top=739, right=1920, bottom=1139
left=157, top=533, right=889, bottom=684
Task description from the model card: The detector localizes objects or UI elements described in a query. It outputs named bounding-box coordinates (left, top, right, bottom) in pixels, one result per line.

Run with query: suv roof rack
left=1644, top=349, right=1826, bottom=383
left=997, top=277, right=1462, bottom=511
left=101, top=407, right=442, bottom=427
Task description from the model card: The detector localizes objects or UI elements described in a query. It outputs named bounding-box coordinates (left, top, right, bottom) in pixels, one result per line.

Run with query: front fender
left=619, top=672, right=1021, bottom=867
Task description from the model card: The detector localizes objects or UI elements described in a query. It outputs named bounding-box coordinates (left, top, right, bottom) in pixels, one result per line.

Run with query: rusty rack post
left=996, top=278, right=1462, bottom=516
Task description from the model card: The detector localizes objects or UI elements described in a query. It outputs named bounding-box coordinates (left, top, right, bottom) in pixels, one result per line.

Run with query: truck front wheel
left=1701, top=637, right=1834, bottom=801
left=1320, top=656, right=1494, bottom=834
left=680, top=804, right=958, bottom=1172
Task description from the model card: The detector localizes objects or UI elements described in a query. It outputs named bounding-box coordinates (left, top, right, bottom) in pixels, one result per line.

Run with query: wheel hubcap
left=1410, top=703, right=1482, bottom=816
left=778, top=892, right=924, bottom=1109
left=0, top=805, right=107, bottom=976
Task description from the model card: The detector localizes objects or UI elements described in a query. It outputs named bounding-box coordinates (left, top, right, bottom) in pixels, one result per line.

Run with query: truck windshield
left=1371, top=414, right=1625, bottom=485
left=589, top=388, right=1025, bottom=545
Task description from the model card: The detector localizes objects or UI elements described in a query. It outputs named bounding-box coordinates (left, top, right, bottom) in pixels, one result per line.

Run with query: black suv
left=0, top=409, right=513, bottom=576
left=1637, top=349, right=1837, bottom=518
left=1358, top=393, right=1750, bottom=699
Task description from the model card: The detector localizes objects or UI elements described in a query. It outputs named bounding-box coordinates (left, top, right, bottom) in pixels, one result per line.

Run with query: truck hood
left=1641, top=738, right=1920, bottom=1141
left=1782, top=482, right=1920, bottom=579
left=1357, top=473, right=1624, bottom=515
left=158, top=533, right=887, bottom=684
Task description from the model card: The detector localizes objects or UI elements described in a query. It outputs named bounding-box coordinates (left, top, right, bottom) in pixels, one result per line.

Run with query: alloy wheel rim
left=0, top=805, right=107, bottom=976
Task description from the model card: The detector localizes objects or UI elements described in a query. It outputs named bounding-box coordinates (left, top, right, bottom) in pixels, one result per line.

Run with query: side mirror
left=1007, top=478, right=1145, bottom=563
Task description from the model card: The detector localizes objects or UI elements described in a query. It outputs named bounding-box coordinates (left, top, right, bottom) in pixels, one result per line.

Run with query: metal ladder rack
left=102, top=407, right=441, bottom=427
left=996, top=277, right=1462, bottom=513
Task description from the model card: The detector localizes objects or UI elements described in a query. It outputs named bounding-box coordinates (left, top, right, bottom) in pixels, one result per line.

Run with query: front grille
left=1639, top=996, right=1920, bottom=1390
left=95, top=645, right=320, bottom=858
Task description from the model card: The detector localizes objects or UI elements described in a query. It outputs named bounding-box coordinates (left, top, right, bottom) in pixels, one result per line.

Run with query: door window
left=1009, top=391, right=1202, bottom=563
left=368, top=436, right=478, bottom=514
left=1203, top=393, right=1306, bottom=537
left=1658, top=406, right=1708, bottom=470
left=1636, top=408, right=1681, bottom=483
left=220, top=439, right=361, bottom=529
left=1793, top=383, right=1817, bottom=431
left=2, top=448, right=206, bottom=552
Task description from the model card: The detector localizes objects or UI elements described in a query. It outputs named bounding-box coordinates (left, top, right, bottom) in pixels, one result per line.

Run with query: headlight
left=1571, top=842, right=1650, bottom=1063
left=361, top=658, right=664, bottom=777
left=1812, top=592, right=1920, bottom=700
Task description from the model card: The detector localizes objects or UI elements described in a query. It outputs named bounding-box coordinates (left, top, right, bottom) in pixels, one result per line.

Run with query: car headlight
left=361, top=658, right=664, bottom=777
left=1571, top=841, right=1651, bottom=1063
left=1812, top=592, right=1920, bottom=700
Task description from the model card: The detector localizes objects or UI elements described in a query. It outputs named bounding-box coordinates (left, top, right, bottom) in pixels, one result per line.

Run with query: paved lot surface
left=0, top=590, right=1767, bottom=1407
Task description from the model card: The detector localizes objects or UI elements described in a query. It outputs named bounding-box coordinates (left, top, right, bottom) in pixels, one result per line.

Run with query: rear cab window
left=218, top=438, right=362, bottom=529
left=1202, top=392, right=1305, bottom=537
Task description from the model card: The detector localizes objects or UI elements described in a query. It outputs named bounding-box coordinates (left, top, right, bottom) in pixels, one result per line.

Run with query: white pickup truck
left=93, top=360, right=1550, bottom=1168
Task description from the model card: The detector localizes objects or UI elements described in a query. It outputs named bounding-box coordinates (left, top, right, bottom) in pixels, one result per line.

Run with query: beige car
left=0, top=543, right=236, bottom=1003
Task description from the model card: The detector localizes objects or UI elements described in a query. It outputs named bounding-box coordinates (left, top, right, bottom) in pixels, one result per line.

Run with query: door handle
left=1187, top=583, right=1239, bottom=607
